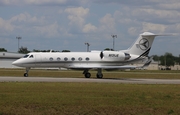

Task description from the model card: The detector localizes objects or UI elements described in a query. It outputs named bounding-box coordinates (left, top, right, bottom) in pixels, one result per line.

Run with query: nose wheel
left=24, top=73, right=28, bottom=77
left=24, top=67, right=30, bottom=77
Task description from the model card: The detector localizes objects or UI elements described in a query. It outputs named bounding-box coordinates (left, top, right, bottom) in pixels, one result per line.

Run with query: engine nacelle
left=101, top=51, right=131, bottom=61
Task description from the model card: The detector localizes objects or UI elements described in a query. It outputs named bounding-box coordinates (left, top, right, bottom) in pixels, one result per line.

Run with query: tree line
left=152, top=52, right=180, bottom=67
left=0, top=47, right=70, bottom=54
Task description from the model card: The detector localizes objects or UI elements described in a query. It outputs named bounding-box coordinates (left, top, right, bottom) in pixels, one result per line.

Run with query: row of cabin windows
left=23, top=55, right=90, bottom=61
left=49, top=57, right=90, bottom=61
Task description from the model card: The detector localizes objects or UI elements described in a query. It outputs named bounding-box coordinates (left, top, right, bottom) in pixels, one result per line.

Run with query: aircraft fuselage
left=13, top=51, right=141, bottom=69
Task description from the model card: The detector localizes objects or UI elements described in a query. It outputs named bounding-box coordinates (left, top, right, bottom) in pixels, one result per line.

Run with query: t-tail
left=126, top=32, right=161, bottom=57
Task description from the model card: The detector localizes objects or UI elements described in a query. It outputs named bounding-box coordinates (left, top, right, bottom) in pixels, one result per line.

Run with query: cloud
left=0, top=0, right=180, bottom=55
left=9, top=12, right=46, bottom=25
left=24, top=0, right=67, bottom=5
left=142, top=22, right=167, bottom=33
left=99, top=13, right=116, bottom=33
left=65, top=7, right=89, bottom=27
left=34, top=22, right=60, bottom=38
left=158, top=1, right=180, bottom=10
left=132, top=8, right=180, bottom=24
left=82, top=23, right=97, bottom=33
left=128, top=27, right=141, bottom=36
left=0, top=0, right=88, bottom=6
left=0, top=18, right=14, bottom=35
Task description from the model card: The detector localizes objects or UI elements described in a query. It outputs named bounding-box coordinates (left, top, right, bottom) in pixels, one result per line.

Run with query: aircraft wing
left=69, top=65, right=137, bottom=70
left=69, top=57, right=153, bottom=70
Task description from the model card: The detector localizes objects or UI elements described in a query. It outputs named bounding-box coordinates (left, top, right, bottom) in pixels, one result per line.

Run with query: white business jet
left=12, top=32, right=162, bottom=78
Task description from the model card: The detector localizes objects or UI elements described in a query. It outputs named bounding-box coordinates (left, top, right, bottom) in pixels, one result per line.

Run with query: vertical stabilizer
left=127, top=32, right=157, bottom=57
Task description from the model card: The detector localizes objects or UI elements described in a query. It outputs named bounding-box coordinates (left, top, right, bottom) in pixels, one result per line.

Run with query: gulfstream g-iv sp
left=12, top=32, right=163, bottom=78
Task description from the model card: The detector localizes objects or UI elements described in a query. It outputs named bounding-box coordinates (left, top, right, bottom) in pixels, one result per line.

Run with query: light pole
left=16, top=36, right=22, bottom=52
left=111, top=35, right=117, bottom=51
left=85, top=42, right=90, bottom=52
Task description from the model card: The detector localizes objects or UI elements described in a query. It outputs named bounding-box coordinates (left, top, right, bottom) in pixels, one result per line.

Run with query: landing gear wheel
left=97, top=68, right=103, bottom=79
left=96, top=73, right=103, bottom=79
left=24, top=67, right=30, bottom=77
left=85, top=72, right=91, bottom=78
left=24, top=73, right=28, bottom=77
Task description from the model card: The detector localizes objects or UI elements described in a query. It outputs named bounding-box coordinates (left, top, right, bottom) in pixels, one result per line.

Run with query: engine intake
left=124, top=53, right=131, bottom=60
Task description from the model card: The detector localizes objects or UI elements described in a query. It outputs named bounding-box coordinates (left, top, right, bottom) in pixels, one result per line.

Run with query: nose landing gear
left=24, top=67, right=30, bottom=77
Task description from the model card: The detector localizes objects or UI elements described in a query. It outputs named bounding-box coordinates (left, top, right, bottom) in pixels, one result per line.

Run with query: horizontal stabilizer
left=138, top=56, right=153, bottom=69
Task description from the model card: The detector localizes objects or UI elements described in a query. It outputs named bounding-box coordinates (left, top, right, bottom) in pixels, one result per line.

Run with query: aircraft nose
left=12, top=60, right=22, bottom=67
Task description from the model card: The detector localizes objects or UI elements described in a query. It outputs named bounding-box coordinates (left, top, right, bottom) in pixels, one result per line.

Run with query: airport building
left=0, top=52, right=24, bottom=68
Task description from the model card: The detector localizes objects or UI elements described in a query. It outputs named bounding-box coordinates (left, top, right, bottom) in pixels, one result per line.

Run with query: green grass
left=0, top=69, right=180, bottom=114
left=0, top=83, right=180, bottom=115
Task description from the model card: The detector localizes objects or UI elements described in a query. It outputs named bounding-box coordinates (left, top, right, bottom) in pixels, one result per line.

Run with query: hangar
left=0, top=52, right=24, bottom=68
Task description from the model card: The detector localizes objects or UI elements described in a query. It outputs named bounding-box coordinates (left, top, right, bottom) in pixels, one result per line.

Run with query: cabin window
left=85, top=57, right=90, bottom=61
left=57, top=57, right=61, bottom=61
left=23, top=55, right=29, bottom=58
left=78, top=57, right=82, bottom=61
left=29, top=55, right=34, bottom=58
left=64, top=57, right=68, bottom=61
left=49, top=57, right=53, bottom=61
left=71, top=57, right=75, bottom=61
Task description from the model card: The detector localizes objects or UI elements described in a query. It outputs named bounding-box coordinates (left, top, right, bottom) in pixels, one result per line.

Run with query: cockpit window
left=29, top=55, right=34, bottom=58
left=23, top=55, right=29, bottom=58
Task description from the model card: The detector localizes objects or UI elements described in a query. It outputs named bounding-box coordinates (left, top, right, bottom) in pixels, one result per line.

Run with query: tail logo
left=139, top=38, right=149, bottom=50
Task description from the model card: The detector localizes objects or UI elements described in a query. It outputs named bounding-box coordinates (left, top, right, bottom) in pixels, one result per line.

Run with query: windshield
left=29, top=55, right=34, bottom=58
left=23, top=55, right=29, bottom=58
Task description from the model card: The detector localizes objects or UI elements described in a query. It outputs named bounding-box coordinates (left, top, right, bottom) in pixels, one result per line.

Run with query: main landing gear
left=96, top=68, right=103, bottom=78
left=83, top=69, right=103, bottom=79
left=83, top=69, right=91, bottom=78
left=24, top=67, right=30, bottom=77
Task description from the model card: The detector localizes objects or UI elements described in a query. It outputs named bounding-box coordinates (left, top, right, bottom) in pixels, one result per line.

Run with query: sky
left=0, top=0, right=180, bottom=56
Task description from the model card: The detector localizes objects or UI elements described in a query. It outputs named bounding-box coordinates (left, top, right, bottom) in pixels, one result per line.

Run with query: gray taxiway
left=1, top=76, right=180, bottom=84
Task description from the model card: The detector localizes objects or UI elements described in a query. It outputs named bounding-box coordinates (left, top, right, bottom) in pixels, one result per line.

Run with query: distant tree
left=152, top=53, right=180, bottom=66
left=164, top=52, right=175, bottom=66
left=104, top=48, right=114, bottom=51
left=0, top=48, right=7, bottom=52
left=62, top=50, right=70, bottom=52
left=154, top=52, right=175, bottom=67
left=33, top=49, right=40, bottom=52
left=174, top=56, right=180, bottom=65
left=18, top=46, right=30, bottom=54
left=152, top=55, right=159, bottom=61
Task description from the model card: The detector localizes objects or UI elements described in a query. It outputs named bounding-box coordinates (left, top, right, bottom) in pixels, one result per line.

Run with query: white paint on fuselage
left=12, top=51, right=141, bottom=68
